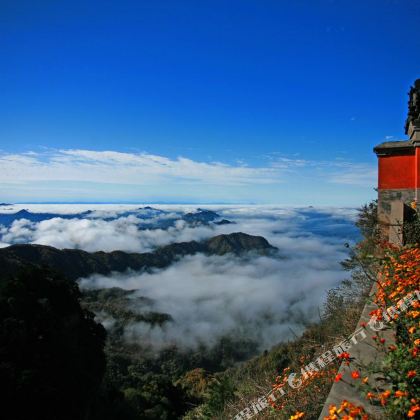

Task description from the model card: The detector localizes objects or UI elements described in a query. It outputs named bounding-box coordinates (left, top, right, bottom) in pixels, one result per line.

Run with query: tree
left=203, top=376, right=235, bottom=417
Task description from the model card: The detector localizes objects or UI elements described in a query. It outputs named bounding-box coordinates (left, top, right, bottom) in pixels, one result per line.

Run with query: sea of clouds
left=0, top=204, right=360, bottom=351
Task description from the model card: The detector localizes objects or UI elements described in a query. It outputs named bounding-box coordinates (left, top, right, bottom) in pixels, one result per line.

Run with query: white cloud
left=0, top=204, right=358, bottom=253
left=83, top=251, right=345, bottom=351
left=0, top=215, right=217, bottom=252
left=1, top=204, right=359, bottom=350
left=0, top=149, right=280, bottom=186
left=0, top=149, right=377, bottom=204
left=327, top=162, right=377, bottom=186
left=80, top=230, right=353, bottom=351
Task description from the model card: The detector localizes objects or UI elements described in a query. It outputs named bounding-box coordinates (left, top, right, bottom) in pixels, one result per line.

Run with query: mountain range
left=0, top=207, right=235, bottom=229
left=0, top=232, right=276, bottom=281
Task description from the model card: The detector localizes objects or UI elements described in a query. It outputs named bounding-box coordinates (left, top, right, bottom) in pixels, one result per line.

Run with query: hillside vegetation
left=0, top=232, right=277, bottom=420
left=191, top=201, right=419, bottom=420
left=184, top=209, right=374, bottom=419
left=0, top=267, right=106, bottom=420
left=1, top=205, right=418, bottom=420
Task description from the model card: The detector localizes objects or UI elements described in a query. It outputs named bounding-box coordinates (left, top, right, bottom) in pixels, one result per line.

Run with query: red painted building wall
left=378, top=153, right=417, bottom=190
left=416, top=147, right=420, bottom=189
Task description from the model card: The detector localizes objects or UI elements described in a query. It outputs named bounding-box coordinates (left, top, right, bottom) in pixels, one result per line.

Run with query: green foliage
left=381, top=342, right=420, bottom=419
left=403, top=209, right=420, bottom=245
left=120, top=373, right=188, bottom=419
left=198, top=203, right=379, bottom=419
left=357, top=246, right=420, bottom=419
left=197, top=268, right=370, bottom=419
left=202, top=376, right=236, bottom=418
left=342, top=200, right=380, bottom=271
left=176, top=368, right=210, bottom=401
left=355, top=199, right=379, bottom=240
left=88, top=384, right=139, bottom=420
left=97, top=333, right=259, bottom=419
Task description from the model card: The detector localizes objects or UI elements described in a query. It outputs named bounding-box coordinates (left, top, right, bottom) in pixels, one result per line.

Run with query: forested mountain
left=0, top=232, right=278, bottom=420
left=0, top=232, right=276, bottom=281
left=0, top=267, right=107, bottom=420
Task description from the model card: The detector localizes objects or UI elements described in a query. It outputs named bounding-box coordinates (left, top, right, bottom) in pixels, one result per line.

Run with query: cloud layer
left=0, top=149, right=376, bottom=204
left=1, top=204, right=360, bottom=350
left=0, top=204, right=359, bottom=253
left=27, top=204, right=359, bottom=351
left=81, top=251, right=349, bottom=351
left=0, top=149, right=279, bottom=185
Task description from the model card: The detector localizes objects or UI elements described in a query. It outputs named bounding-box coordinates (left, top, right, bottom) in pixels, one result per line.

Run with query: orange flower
left=380, top=390, right=391, bottom=406
left=290, top=411, right=305, bottom=420
left=325, top=400, right=368, bottom=419
left=337, top=352, right=350, bottom=360
left=328, top=404, right=337, bottom=415
left=366, top=392, right=376, bottom=400
left=362, top=376, right=369, bottom=384
left=407, top=370, right=416, bottom=378
left=395, top=390, right=408, bottom=398
left=408, top=404, right=420, bottom=417
left=351, top=371, right=360, bottom=379
left=381, top=390, right=391, bottom=398
left=334, top=373, right=343, bottom=382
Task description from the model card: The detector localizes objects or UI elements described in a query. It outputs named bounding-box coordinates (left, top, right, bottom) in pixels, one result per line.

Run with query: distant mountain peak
left=182, top=209, right=220, bottom=224
left=205, top=232, right=276, bottom=255
left=214, top=219, right=234, bottom=225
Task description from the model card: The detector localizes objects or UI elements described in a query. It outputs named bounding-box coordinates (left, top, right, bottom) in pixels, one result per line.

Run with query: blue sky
left=1, top=0, right=419, bottom=204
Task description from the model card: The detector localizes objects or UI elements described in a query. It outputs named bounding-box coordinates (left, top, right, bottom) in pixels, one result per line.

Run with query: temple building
left=374, top=79, right=420, bottom=244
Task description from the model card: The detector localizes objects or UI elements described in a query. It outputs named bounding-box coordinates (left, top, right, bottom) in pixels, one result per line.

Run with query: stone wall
left=378, top=188, right=418, bottom=244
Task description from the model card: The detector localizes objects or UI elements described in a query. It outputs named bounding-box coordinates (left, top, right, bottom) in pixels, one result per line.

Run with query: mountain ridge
left=0, top=207, right=234, bottom=228
left=0, top=232, right=276, bottom=281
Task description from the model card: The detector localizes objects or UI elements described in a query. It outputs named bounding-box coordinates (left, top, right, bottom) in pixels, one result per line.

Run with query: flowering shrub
left=324, top=400, right=368, bottom=419
left=267, top=358, right=340, bottom=418
left=375, top=247, right=420, bottom=311
left=225, top=203, right=418, bottom=420
left=358, top=246, right=420, bottom=419
left=268, top=245, right=419, bottom=420
left=289, top=411, right=305, bottom=419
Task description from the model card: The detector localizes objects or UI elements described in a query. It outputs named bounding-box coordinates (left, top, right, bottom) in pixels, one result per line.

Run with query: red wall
left=378, top=154, right=416, bottom=189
